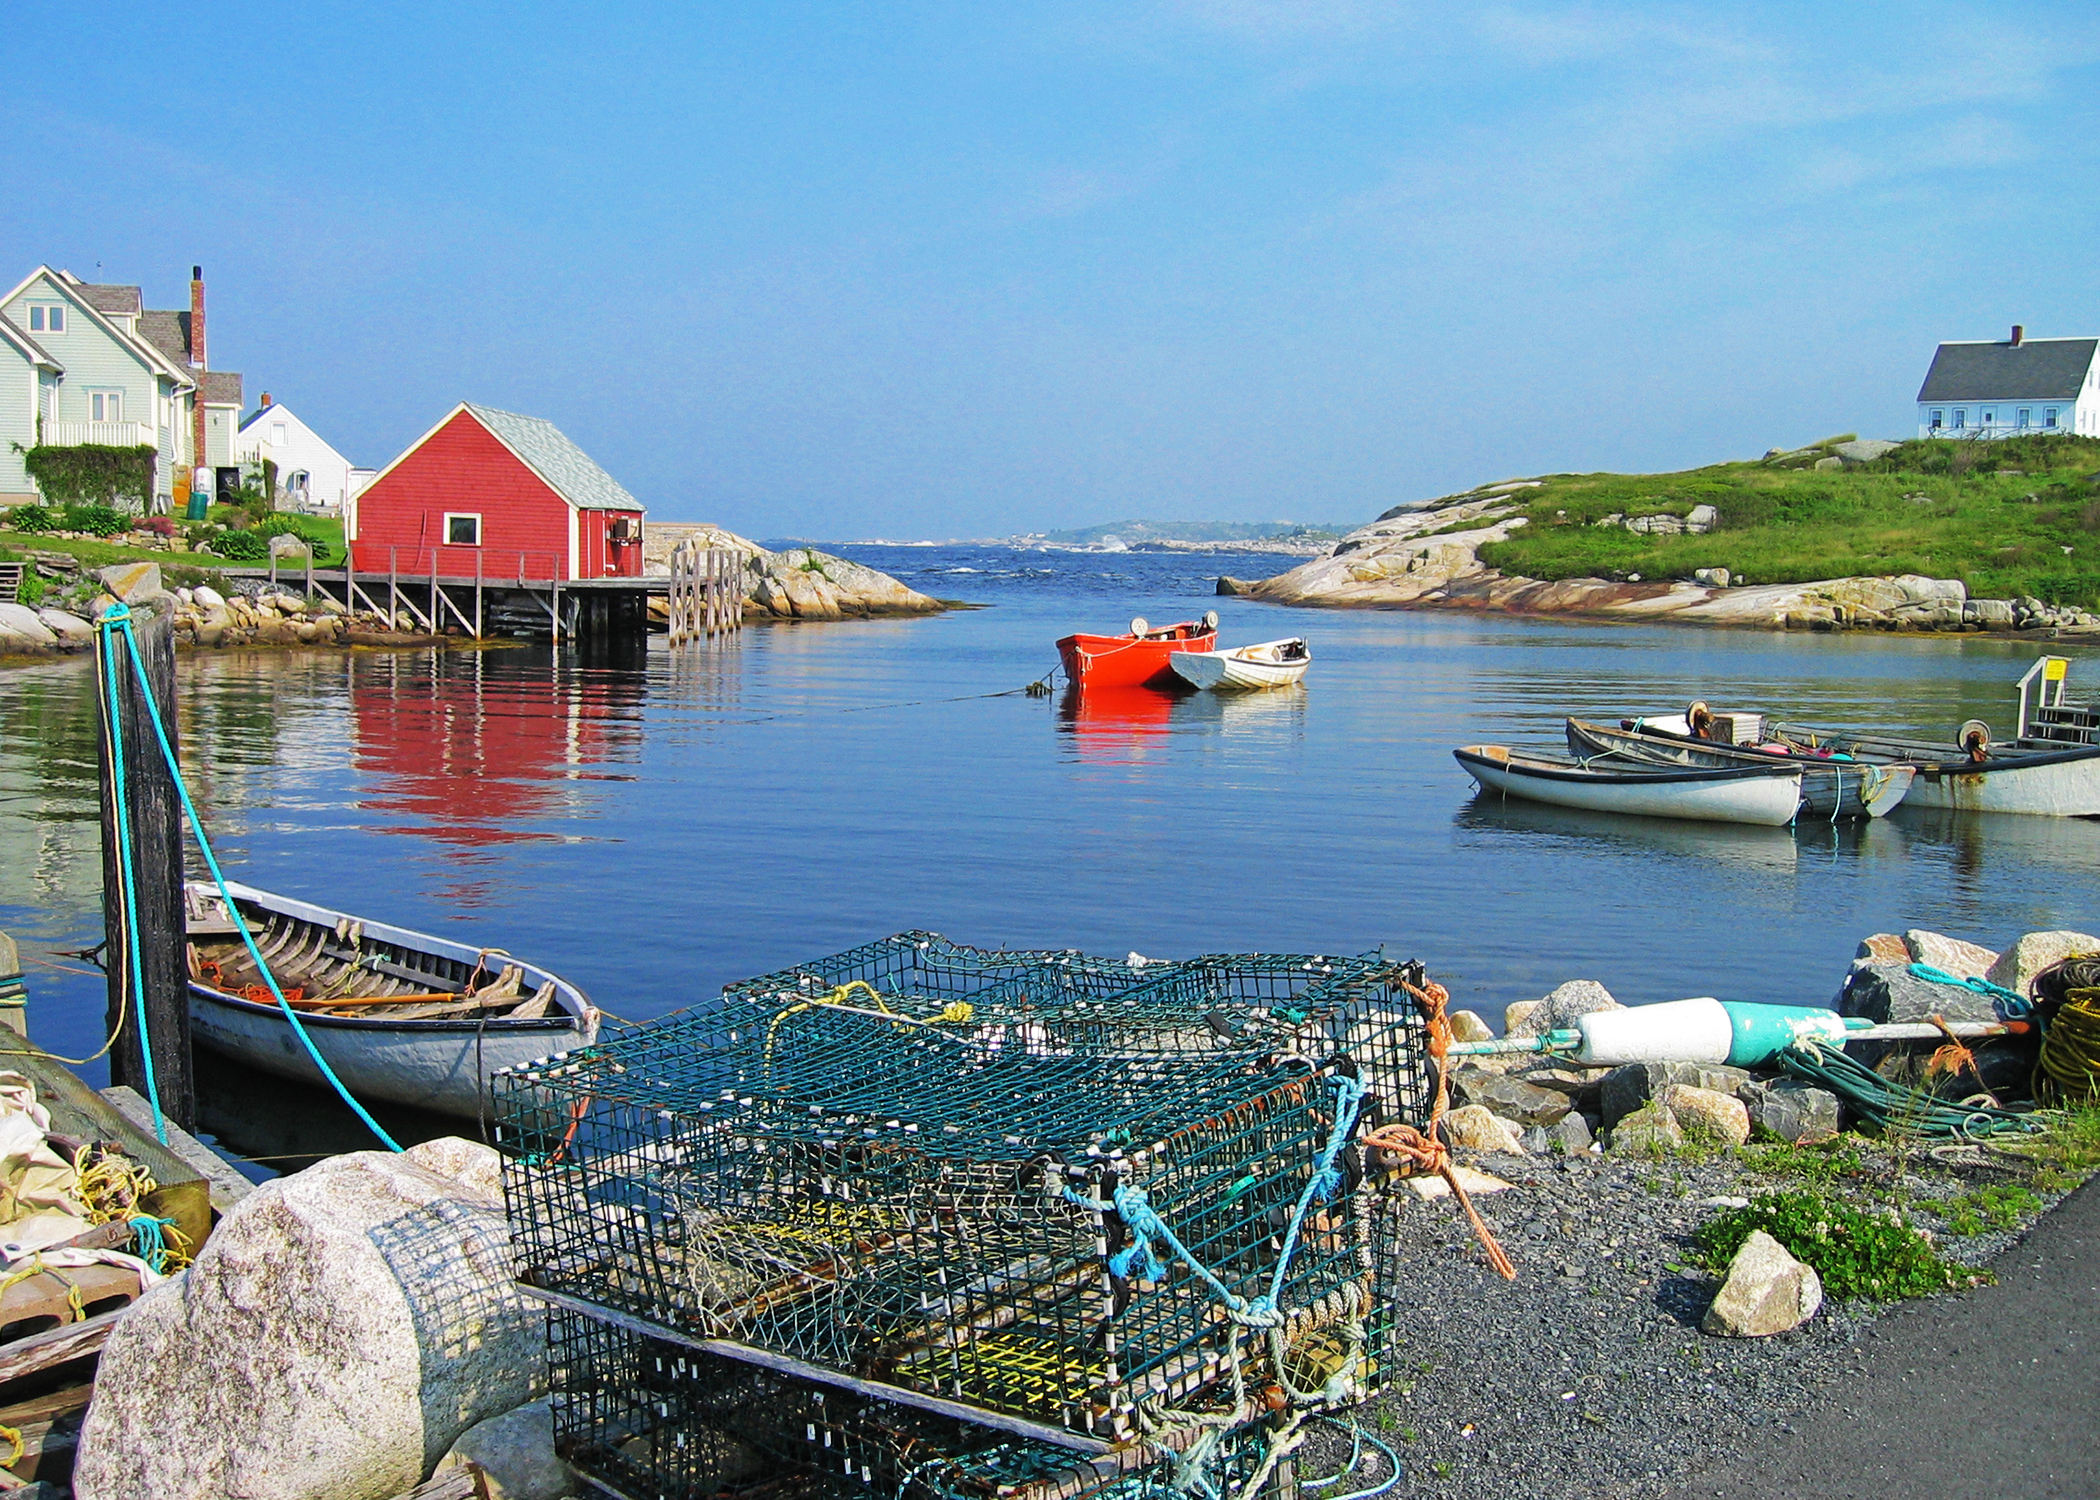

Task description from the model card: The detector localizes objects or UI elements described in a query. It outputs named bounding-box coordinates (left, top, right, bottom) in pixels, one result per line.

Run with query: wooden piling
left=389, top=546, right=399, bottom=629
left=474, top=550, right=484, bottom=639
left=93, top=604, right=196, bottom=1132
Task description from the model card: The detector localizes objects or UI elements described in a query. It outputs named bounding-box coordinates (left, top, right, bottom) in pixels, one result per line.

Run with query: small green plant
left=1696, top=1190, right=1980, bottom=1300
left=1738, top=1139, right=1864, bottom=1186
left=1432, top=1460, right=1452, bottom=1478
left=209, top=529, right=270, bottom=561
left=61, top=504, right=128, bottom=537
left=1936, top=1183, right=2042, bottom=1236
left=4, top=504, right=54, bottom=533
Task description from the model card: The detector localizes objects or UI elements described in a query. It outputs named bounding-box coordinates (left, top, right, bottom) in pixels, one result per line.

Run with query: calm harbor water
left=2, top=545, right=2096, bottom=1160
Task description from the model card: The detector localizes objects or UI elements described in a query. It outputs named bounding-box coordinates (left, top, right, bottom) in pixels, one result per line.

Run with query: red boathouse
left=349, top=403, right=644, bottom=581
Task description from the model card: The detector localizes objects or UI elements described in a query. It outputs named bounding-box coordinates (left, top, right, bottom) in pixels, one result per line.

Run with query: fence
left=667, top=540, right=745, bottom=644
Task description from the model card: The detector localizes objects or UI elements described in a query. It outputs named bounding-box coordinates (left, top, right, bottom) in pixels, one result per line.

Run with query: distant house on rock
left=1917, top=326, right=2100, bottom=439
left=349, top=403, right=644, bottom=581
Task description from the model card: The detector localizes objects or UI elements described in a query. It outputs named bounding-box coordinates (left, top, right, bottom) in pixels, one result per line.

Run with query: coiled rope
left=1777, top=1038, right=2041, bottom=1139
left=97, top=603, right=403, bottom=1151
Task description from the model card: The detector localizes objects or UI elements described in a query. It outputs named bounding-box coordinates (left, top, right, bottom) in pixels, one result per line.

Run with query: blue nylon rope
left=100, top=618, right=164, bottom=1144
left=102, top=603, right=403, bottom=1152
left=1907, top=961, right=2033, bottom=1019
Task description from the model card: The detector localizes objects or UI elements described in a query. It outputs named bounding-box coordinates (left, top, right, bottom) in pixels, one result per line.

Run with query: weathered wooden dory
left=184, top=881, right=599, bottom=1119
left=1764, top=724, right=2100, bottom=817
left=1169, top=637, right=1311, bottom=691
left=1454, top=744, right=1804, bottom=826
left=1564, top=717, right=1917, bottom=818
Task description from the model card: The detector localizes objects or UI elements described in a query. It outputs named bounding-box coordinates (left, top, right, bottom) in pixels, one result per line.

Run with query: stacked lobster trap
left=495, top=933, right=1436, bottom=1500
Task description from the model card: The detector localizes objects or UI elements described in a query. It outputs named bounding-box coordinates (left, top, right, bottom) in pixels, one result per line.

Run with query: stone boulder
left=1439, top=1104, right=1526, bottom=1154
left=1599, top=1061, right=1751, bottom=1129
left=1505, top=980, right=1622, bottom=1039
left=97, top=561, right=165, bottom=603
left=1702, top=1230, right=1823, bottom=1337
left=1451, top=1071, right=1571, bottom=1128
left=0, top=602, right=57, bottom=650
left=1447, top=1009, right=1494, bottom=1045
left=1832, top=439, right=1899, bottom=465
left=1853, top=932, right=1907, bottom=964
left=1738, top=1079, right=1841, bottom=1145
left=1546, top=1113, right=1595, bottom=1157
left=1838, top=961, right=1997, bottom=1026
left=1605, top=1102, right=1685, bottom=1155
left=74, top=1138, right=543, bottom=1500
left=433, top=1400, right=572, bottom=1500
left=1656, top=1084, right=1750, bottom=1147
left=1904, top=930, right=1998, bottom=979
left=35, top=607, right=92, bottom=643
left=1984, top=930, right=2100, bottom=1001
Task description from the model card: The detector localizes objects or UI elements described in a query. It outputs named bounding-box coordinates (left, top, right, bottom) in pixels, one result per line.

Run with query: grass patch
left=1737, top=1139, right=1865, bottom=1186
left=1471, top=434, right=2100, bottom=606
left=1934, top=1182, right=2043, bottom=1235
left=1696, top=1189, right=1982, bottom=1300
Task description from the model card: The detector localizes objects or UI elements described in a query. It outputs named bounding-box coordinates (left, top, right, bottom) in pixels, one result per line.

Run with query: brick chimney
left=2011, top=324, right=2024, bottom=347
left=190, top=266, right=207, bottom=479
left=260, top=392, right=272, bottom=408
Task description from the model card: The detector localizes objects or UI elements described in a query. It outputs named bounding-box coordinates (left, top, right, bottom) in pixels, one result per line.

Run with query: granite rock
left=1983, top=930, right=2100, bottom=1001
left=1903, top=929, right=1998, bottom=980
left=1548, top=1113, right=1595, bottom=1157
left=1854, top=932, right=1908, bottom=964
left=1599, top=1061, right=1752, bottom=1129
left=0, top=603, right=57, bottom=648
left=1702, top=1230, right=1823, bottom=1337
left=1838, top=961, right=1997, bottom=1026
left=1656, top=1084, right=1751, bottom=1147
left=1507, top=980, right=1623, bottom=1039
left=1738, top=1079, right=1841, bottom=1145
left=1440, top=1104, right=1526, bottom=1154
left=1452, top=1072, right=1572, bottom=1128
left=434, top=1399, right=572, bottom=1500
left=1448, top=1009, right=1494, bottom=1044
left=1605, top=1102, right=1685, bottom=1155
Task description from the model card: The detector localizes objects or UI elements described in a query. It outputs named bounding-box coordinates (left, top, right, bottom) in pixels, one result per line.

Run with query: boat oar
left=1442, top=998, right=2026, bottom=1070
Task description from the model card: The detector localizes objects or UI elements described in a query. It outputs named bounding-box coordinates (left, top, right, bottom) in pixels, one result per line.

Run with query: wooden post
left=389, top=546, right=399, bottom=629
left=93, top=605, right=195, bottom=1133
left=304, top=550, right=314, bottom=601
left=474, top=550, right=484, bottom=639
left=430, top=550, right=440, bottom=636
left=346, top=550, right=357, bottom=623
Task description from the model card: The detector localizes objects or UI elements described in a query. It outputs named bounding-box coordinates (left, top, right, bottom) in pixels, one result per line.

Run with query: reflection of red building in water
left=349, top=403, right=644, bottom=581
left=348, top=653, right=644, bottom=849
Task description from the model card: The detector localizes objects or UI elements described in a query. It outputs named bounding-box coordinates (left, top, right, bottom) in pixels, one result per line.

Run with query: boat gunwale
left=1454, top=745, right=1805, bottom=787
left=187, top=982, right=589, bottom=1033
left=1765, top=723, right=2100, bottom=776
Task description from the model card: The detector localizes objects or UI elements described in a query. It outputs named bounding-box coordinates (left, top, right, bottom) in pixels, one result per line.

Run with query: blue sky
left=9, top=3, right=2098, bottom=537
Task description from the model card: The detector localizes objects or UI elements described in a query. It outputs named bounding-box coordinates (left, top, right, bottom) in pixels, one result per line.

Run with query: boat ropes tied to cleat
left=94, top=602, right=405, bottom=1153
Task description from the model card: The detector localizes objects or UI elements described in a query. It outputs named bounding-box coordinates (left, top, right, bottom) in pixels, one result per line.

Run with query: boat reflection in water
left=1456, top=791, right=1833, bottom=874
left=1056, top=682, right=1306, bottom=765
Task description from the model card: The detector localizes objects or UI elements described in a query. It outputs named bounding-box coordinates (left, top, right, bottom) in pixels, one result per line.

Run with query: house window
left=271, top=423, right=287, bottom=446
left=287, top=470, right=310, bottom=493
left=444, top=513, right=482, bottom=546
left=1982, top=409, right=1995, bottom=426
left=1953, top=410, right=1966, bottom=428
left=2045, top=408, right=2059, bottom=429
left=2018, top=408, right=2031, bottom=429
left=1930, top=410, right=1943, bottom=430
left=25, top=305, right=63, bottom=333
left=88, top=390, right=124, bottom=423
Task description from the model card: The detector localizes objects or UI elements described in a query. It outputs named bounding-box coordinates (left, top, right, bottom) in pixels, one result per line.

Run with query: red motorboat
left=1056, top=613, right=1219, bottom=689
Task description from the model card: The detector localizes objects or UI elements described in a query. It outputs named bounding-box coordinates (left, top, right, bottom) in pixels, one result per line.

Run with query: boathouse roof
left=460, top=402, right=643, bottom=513
left=1917, top=336, right=2098, bottom=403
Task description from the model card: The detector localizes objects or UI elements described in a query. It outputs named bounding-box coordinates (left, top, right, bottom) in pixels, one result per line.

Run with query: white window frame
left=1930, top=410, right=1943, bottom=429
left=2017, top=408, right=2031, bottom=429
left=87, top=388, right=124, bottom=423
left=2044, top=408, right=2058, bottom=429
left=443, top=512, right=483, bottom=547
left=26, top=304, right=63, bottom=333
left=1953, top=409, right=1966, bottom=429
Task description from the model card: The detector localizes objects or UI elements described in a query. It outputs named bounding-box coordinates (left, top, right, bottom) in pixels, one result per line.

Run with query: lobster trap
left=548, top=1305, right=1304, bottom=1500
left=498, top=951, right=1430, bottom=1444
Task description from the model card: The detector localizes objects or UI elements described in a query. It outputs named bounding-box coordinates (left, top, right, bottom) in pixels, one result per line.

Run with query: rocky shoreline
left=1347, top=921, right=2099, bottom=1499
left=1223, top=482, right=2100, bottom=637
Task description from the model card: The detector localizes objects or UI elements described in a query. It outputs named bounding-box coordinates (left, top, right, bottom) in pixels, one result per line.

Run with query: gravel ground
left=1281, top=1142, right=2080, bottom=1500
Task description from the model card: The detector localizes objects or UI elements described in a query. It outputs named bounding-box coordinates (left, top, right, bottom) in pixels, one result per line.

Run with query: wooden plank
left=0, top=1306, right=125, bottom=1386
left=0, top=1380, right=93, bottom=1427
left=100, top=1085, right=254, bottom=1216
left=389, top=1462, right=489, bottom=1499
left=95, top=604, right=196, bottom=1132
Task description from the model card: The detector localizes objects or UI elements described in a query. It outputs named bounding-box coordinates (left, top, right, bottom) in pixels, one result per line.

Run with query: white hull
left=1903, top=753, right=2100, bottom=817
left=1169, top=639, right=1311, bottom=691
left=1457, top=746, right=1802, bottom=826
left=188, top=880, right=598, bottom=1118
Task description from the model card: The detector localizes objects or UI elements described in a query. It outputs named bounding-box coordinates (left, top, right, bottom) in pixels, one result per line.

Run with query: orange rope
left=1376, top=979, right=1517, bottom=1280
left=1924, top=1013, right=1995, bottom=1103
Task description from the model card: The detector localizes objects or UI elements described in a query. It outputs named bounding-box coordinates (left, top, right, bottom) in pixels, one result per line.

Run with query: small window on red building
left=444, top=513, right=482, bottom=546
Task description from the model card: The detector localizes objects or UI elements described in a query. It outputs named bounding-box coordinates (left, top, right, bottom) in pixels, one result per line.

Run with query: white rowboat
left=185, top=881, right=600, bottom=1119
left=1455, top=744, right=1804, bottom=826
left=1169, top=638, right=1312, bottom=691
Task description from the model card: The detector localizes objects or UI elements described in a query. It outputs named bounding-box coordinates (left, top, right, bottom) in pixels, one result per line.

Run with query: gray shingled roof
left=137, top=308, right=191, bottom=366
left=200, top=370, right=243, bottom=405
left=464, top=403, right=643, bottom=513
left=74, top=282, right=144, bottom=316
left=0, top=314, right=59, bottom=368
left=1918, top=338, right=2097, bottom=403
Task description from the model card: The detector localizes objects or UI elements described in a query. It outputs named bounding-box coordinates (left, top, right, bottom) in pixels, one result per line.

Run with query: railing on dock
left=667, top=539, right=745, bottom=644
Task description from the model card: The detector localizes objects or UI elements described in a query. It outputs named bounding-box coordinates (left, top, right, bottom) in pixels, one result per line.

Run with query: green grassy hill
left=1466, top=434, right=2100, bottom=607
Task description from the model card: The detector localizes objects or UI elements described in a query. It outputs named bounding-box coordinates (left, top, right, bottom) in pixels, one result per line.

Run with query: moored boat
left=1564, top=717, right=1916, bottom=818
left=185, top=880, right=599, bottom=1118
left=1057, top=613, right=1219, bottom=689
left=1454, top=744, right=1804, bottom=826
left=1169, top=637, right=1311, bottom=691
left=1765, top=724, right=2100, bottom=817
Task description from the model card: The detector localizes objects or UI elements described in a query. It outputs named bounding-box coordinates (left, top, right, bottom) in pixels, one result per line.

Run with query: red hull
left=1056, top=623, right=1217, bottom=689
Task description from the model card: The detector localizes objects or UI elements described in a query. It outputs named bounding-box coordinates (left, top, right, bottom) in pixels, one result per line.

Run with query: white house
left=0, top=265, right=243, bottom=510
left=235, top=394, right=365, bottom=516
left=1917, top=327, right=2100, bottom=439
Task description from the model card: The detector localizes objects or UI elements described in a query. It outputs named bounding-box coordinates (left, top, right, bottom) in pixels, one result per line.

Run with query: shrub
left=209, top=530, right=270, bottom=561
left=263, top=519, right=333, bottom=562
left=1696, top=1190, right=1980, bottom=1300
left=137, top=515, right=176, bottom=538
left=4, top=504, right=54, bottom=534
left=62, top=505, right=129, bottom=537
left=21, top=443, right=155, bottom=509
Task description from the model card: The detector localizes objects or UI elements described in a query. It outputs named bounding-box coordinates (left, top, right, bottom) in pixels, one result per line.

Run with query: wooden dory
left=1564, top=717, right=1917, bottom=818
left=185, top=881, right=599, bottom=1118
left=1454, top=744, right=1804, bottom=826
left=1169, top=638, right=1311, bottom=691
left=1057, top=615, right=1218, bottom=689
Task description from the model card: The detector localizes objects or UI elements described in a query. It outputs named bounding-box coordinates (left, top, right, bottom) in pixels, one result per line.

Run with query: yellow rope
left=2038, top=991, right=2100, bottom=1101
left=0, top=1422, right=19, bottom=1466
left=72, top=1143, right=158, bottom=1226
left=762, top=982, right=975, bottom=1069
